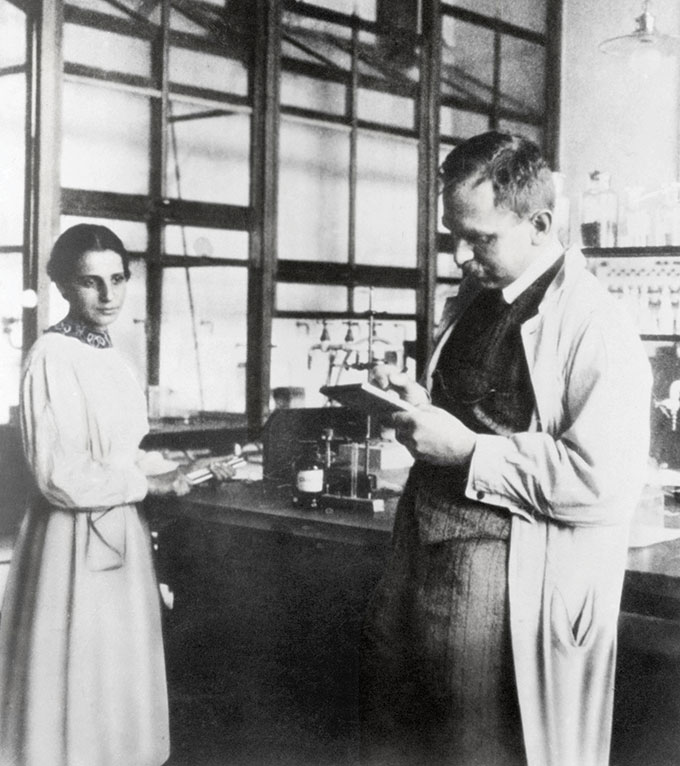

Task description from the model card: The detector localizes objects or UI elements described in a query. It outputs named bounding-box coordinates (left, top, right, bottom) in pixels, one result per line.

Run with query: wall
left=560, top=0, right=680, bottom=242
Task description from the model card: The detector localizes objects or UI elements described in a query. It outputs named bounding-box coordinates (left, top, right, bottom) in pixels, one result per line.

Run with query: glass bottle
left=581, top=171, right=618, bottom=248
left=618, top=186, right=649, bottom=247
left=292, top=442, right=325, bottom=509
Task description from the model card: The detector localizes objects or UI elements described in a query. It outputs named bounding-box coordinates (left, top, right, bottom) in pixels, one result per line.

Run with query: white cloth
left=431, top=246, right=652, bottom=766
left=0, top=333, right=169, bottom=766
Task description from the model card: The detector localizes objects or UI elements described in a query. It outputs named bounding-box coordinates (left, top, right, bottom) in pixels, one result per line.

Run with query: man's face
left=441, top=177, right=536, bottom=289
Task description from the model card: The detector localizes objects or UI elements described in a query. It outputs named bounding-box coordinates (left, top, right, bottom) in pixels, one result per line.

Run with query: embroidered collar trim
left=45, top=319, right=113, bottom=349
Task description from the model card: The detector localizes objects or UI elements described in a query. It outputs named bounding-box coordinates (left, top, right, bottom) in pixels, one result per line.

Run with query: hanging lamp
left=599, top=0, right=680, bottom=57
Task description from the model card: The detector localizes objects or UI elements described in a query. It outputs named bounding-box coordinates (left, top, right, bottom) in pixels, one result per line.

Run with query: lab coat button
left=476, top=491, right=485, bottom=500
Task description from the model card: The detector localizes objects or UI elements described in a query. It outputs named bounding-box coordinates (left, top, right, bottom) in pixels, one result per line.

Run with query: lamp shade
left=599, top=2, right=680, bottom=57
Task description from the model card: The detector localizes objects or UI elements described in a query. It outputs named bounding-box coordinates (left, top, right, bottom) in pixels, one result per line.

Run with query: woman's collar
left=44, top=317, right=113, bottom=349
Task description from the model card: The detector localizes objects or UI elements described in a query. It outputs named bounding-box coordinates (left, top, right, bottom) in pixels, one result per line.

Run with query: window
left=57, top=1, right=254, bottom=422
left=0, top=0, right=28, bottom=424
left=436, top=1, right=554, bottom=307
left=11, top=0, right=558, bottom=433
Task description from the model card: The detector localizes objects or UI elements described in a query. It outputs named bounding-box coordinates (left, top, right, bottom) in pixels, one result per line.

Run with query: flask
left=292, top=442, right=325, bottom=509
left=580, top=171, right=618, bottom=248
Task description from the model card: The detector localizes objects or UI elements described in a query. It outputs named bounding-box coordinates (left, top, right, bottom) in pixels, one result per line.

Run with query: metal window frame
left=20, top=0, right=560, bottom=433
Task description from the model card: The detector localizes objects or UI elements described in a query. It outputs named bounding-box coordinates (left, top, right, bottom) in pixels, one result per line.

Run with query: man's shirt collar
left=501, top=241, right=564, bottom=305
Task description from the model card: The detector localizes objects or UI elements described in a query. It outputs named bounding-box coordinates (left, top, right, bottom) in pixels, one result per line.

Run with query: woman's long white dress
left=0, top=329, right=169, bottom=766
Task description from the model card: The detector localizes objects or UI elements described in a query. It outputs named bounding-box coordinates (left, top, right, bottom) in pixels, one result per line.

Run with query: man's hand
left=392, top=405, right=477, bottom=466
left=370, top=363, right=430, bottom=407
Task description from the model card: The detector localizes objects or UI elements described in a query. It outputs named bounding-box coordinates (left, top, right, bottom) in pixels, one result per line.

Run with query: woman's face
left=58, top=249, right=128, bottom=330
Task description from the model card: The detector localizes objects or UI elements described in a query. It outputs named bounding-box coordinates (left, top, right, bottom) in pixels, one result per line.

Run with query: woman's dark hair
left=47, top=223, right=131, bottom=284
left=439, top=131, right=555, bottom=219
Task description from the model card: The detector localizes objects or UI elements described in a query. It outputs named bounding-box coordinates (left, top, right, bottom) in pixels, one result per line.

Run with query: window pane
left=64, top=23, right=151, bottom=78
left=169, top=47, right=248, bottom=98
left=437, top=168, right=449, bottom=235
left=0, top=74, right=26, bottom=246
left=66, top=0, right=145, bottom=20
left=160, top=267, right=248, bottom=417
left=357, top=28, right=420, bottom=82
left=0, top=253, right=23, bottom=424
left=440, top=105, right=489, bottom=143
left=110, top=259, right=147, bottom=388
left=48, top=280, right=69, bottom=327
left=354, top=287, right=416, bottom=315
left=500, top=36, right=545, bottom=117
left=435, top=283, right=459, bottom=328
left=169, top=3, right=252, bottom=59
left=356, top=133, right=418, bottom=267
left=278, top=120, right=350, bottom=263
left=0, top=1, right=25, bottom=67
left=357, top=89, right=415, bottom=130
left=61, top=82, right=150, bottom=195
left=299, top=0, right=376, bottom=19
left=271, top=316, right=414, bottom=409
left=164, top=226, right=248, bottom=259
left=445, top=0, right=547, bottom=33
left=282, top=13, right=352, bottom=71
left=441, top=18, right=494, bottom=109
left=444, top=0, right=497, bottom=16
left=499, top=0, right=547, bottom=34
left=60, top=217, right=148, bottom=254
left=276, top=283, right=348, bottom=312
left=281, top=72, right=347, bottom=117
left=167, top=102, right=250, bottom=206
left=437, top=252, right=463, bottom=280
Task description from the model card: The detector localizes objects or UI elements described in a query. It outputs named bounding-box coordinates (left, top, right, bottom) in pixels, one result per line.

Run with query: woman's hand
left=184, top=456, right=238, bottom=483
left=147, top=469, right=191, bottom=497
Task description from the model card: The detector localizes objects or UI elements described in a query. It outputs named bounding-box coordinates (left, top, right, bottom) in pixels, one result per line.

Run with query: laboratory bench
left=147, top=481, right=397, bottom=766
left=146, top=481, right=680, bottom=766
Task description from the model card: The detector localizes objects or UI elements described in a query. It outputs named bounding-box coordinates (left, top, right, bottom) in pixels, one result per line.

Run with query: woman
left=0, top=224, right=190, bottom=766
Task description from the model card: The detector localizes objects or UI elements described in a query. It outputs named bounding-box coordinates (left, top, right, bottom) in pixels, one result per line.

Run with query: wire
left=168, top=101, right=206, bottom=412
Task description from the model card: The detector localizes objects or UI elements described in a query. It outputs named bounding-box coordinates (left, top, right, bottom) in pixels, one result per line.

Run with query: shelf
left=583, top=246, right=680, bottom=258
left=640, top=335, right=680, bottom=342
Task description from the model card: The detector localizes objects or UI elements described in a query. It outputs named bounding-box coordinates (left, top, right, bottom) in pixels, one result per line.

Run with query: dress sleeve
left=20, top=347, right=149, bottom=509
left=135, top=449, right=181, bottom=476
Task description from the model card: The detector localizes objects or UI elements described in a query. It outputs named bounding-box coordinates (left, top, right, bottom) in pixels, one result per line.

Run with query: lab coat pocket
left=86, top=506, right=126, bottom=571
left=550, top=586, right=596, bottom=651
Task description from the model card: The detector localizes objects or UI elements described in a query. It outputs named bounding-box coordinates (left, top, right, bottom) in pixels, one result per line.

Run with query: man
left=360, top=132, right=651, bottom=766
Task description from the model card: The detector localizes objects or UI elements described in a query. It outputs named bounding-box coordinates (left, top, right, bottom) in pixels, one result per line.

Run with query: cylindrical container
left=581, top=171, right=618, bottom=248
left=618, top=186, right=649, bottom=247
left=292, top=442, right=324, bottom=509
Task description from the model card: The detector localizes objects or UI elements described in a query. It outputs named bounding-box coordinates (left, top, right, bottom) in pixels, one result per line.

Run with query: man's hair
left=47, top=223, right=131, bottom=284
left=439, top=131, right=555, bottom=218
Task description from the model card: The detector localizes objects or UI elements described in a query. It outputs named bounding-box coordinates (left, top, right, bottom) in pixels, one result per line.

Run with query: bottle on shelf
left=292, top=441, right=325, bottom=509
left=581, top=170, right=618, bottom=248
left=658, top=182, right=680, bottom=246
left=618, top=186, right=650, bottom=247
